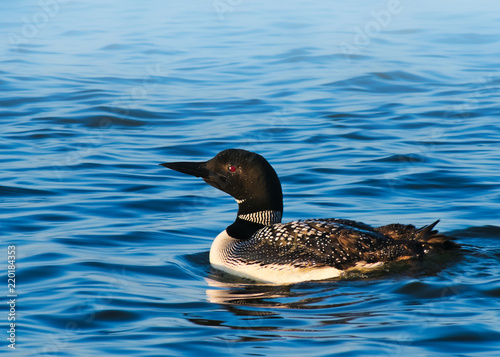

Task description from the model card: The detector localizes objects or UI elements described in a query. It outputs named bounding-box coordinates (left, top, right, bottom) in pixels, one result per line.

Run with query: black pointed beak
left=159, top=161, right=212, bottom=179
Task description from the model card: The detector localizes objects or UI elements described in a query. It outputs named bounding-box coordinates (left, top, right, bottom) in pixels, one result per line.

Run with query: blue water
left=2, top=0, right=500, bottom=356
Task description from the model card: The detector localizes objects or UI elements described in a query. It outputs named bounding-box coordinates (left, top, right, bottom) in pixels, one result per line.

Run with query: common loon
left=161, top=149, right=458, bottom=284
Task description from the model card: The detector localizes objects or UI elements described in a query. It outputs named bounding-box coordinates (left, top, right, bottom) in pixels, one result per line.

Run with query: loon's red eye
left=228, top=165, right=237, bottom=172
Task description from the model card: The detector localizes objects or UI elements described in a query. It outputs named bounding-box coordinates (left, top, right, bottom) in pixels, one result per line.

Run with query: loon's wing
left=237, top=219, right=423, bottom=270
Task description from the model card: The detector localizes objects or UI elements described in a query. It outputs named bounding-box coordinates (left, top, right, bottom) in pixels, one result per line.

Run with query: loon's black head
left=160, top=149, right=283, bottom=216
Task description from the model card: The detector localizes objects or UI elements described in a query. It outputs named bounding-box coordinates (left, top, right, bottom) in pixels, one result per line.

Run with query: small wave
left=0, top=185, right=58, bottom=197
left=449, top=225, right=500, bottom=239
left=368, top=154, right=427, bottom=163
left=322, top=71, right=430, bottom=93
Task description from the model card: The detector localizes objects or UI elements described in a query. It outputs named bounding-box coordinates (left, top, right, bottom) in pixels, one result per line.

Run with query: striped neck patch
left=238, top=210, right=282, bottom=226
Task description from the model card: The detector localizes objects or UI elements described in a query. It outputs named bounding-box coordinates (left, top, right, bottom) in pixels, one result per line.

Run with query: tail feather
left=416, top=219, right=441, bottom=241
left=417, top=220, right=460, bottom=250
left=376, top=219, right=460, bottom=250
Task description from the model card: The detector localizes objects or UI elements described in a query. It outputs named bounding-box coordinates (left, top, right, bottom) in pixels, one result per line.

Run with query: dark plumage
left=229, top=219, right=457, bottom=270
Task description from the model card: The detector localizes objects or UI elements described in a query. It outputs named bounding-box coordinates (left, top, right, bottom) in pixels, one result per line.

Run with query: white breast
left=209, top=230, right=238, bottom=267
left=209, top=230, right=344, bottom=284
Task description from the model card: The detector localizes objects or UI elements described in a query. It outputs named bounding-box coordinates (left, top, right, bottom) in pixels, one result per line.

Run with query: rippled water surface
left=2, top=0, right=500, bottom=356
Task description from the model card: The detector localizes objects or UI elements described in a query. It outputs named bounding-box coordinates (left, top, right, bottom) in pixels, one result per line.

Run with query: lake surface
left=2, top=0, right=500, bottom=356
